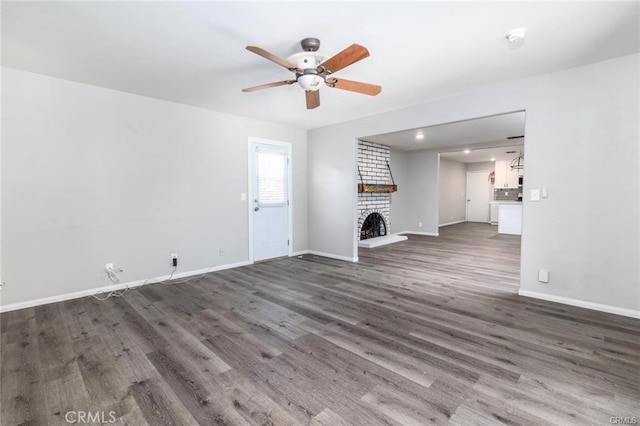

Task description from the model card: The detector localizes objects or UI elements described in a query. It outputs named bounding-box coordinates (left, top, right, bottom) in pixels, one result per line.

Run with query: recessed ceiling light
left=464, top=149, right=471, bottom=154
left=506, top=28, right=526, bottom=50
left=416, top=134, right=424, bottom=140
left=490, top=157, right=496, bottom=161
left=506, top=27, right=527, bottom=43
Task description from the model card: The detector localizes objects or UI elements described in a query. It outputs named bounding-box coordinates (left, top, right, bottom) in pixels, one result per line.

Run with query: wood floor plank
left=362, top=385, right=450, bottom=425
left=146, top=349, right=249, bottom=425
left=309, top=408, right=351, bottom=426
left=73, top=335, right=142, bottom=422
left=128, top=377, right=195, bottom=426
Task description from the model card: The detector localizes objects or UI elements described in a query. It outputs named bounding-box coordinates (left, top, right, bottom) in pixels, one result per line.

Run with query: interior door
left=466, top=170, right=491, bottom=222
left=252, top=143, right=290, bottom=262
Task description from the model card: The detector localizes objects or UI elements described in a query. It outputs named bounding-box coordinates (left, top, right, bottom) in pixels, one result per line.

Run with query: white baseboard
left=306, top=250, right=358, bottom=263
left=290, top=250, right=310, bottom=257
left=518, top=290, right=640, bottom=319
left=439, top=220, right=466, bottom=227
left=0, top=260, right=251, bottom=313
left=397, top=230, right=439, bottom=237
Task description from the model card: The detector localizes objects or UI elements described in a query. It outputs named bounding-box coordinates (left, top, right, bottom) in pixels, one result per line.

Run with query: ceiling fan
left=242, top=37, right=382, bottom=109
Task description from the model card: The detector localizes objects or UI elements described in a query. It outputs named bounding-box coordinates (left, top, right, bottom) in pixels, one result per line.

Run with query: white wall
left=307, top=53, right=639, bottom=314
left=439, top=159, right=467, bottom=226
left=1, top=68, right=307, bottom=308
left=466, top=161, right=495, bottom=172
left=389, top=149, right=409, bottom=233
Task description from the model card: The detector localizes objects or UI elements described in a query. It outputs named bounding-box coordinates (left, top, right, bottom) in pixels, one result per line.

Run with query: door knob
left=254, top=207, right=260, bottom=211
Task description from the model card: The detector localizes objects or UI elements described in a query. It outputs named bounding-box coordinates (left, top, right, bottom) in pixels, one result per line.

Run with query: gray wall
left=307, top=127, right=358, bottom=261
left=406, top=152, right=440, bottom=234
left=439, top=158, right=467, bottom=226
left=1, top=68, right=307, bottom=307
left=307, top=53, right=639, bottom=313
left=389, top=149, right=409, bottom=233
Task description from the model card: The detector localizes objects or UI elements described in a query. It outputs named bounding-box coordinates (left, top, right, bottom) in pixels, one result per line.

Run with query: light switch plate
left=531, top=189, right=540, bottom=201
left=241, top=193, right=247, bottom=201
left=541, top=187, right=548, bottom=198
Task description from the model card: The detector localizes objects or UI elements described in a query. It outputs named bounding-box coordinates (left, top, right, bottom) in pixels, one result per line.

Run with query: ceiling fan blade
left=242, top=80, right=296, bottom=93
left=246, top=46, right=297, bottom=70
left=326, top=77, right=382, bottom=96
left=318, top=44, right=369, bottom=74
left=306, top=90, right=320, bottom=109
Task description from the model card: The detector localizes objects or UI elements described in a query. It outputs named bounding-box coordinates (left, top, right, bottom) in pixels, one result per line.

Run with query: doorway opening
left=356, top=110, right=525, bottom=294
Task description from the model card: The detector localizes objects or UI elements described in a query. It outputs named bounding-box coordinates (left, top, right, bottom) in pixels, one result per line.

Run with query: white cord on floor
left=90, top=263, right=218, bottom=301
left=91, top=287, right=130, bottom=301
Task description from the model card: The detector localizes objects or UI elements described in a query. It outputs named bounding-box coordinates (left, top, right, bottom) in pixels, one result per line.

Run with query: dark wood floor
left=2, top=223, right=639, bottom=425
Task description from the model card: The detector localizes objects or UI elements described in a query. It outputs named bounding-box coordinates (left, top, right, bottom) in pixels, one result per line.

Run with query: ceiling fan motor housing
left=301, top=37, right=321, bottom=52
left=288, top=52, right=325, bottom=70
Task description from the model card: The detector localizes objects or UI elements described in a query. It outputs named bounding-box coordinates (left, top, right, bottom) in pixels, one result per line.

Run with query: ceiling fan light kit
left=297, top=73, right=325, bottom=91
left=243, top=37, right=382, bottom=109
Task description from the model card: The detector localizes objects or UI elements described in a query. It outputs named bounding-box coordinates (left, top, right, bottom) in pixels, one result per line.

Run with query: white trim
left=0, top=261, right=251, bottom=313
left=291, top=250, right=310, bottom=257
left=518, top=290, right=640, bottom=319
left=351, top=138, right=360, bottom=263
left=307, top=250, right=358, bottom=263
left=248, top=137, right=293, bottom=264
left=439, top=220, right=466, bottom=227
left=397, top=231, right=440, bottom=237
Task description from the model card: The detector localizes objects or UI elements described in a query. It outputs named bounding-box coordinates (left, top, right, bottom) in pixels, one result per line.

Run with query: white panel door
left=252, top=144, right=290, bottom=262
left=466, top=171, right=491, bottom=223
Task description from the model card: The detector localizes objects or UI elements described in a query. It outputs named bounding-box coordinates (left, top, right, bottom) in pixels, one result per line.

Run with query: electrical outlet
left=418, top=222, right=423, bottom=228
left=219, top=248, right=225, bottom=256
left=171, top=253, right=178, bottom=267
left=538, top=269, right=549, bottom=283
left=105, top=263, right=113, bottom=271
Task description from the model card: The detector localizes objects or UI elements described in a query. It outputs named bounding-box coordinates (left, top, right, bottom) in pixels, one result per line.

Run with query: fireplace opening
left=360, top=213, right=387, bottom=240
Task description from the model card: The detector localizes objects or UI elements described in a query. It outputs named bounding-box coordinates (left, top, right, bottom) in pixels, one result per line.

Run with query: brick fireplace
left=357, top=141, right=392, bottom=240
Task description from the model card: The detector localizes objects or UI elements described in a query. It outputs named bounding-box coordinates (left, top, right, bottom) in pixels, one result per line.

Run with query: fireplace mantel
left=358, top=183, right=397, bottom=193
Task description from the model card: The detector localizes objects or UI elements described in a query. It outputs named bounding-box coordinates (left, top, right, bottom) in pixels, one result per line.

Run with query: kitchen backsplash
left=494, top=188, right=521, bottom=201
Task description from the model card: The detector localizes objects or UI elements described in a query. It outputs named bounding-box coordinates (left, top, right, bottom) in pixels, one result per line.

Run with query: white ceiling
left=362, top=111, right=525, bottom=151
left=440, top=144, right=524, bottom=164
left=2, top=2, right=638, bottom=130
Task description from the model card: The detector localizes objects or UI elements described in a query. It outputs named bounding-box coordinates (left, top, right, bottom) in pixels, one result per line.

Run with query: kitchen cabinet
left=494, top=160, right=520, bottom=188
left=498, top=203, right=522, bottom=235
